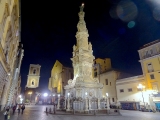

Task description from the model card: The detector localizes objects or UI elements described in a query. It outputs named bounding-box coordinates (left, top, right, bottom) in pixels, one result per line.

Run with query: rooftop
left=140, top=39, right=160, bottom=49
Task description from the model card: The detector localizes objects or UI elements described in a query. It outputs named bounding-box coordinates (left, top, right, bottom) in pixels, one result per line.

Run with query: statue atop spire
left=77, top=3, right=88, bottom=33
left=80, top=3, right=84, bottom=12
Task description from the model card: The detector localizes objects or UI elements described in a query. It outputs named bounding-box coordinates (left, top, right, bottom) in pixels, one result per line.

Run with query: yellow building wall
left=95, top=58, right=111, bottom=72
left=142, top=57, right=160, bottom=91
left=49, top=60, right=63, bottom=94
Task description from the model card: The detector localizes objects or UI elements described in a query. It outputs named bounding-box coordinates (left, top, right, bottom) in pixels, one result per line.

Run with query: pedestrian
left=4, top=107, right=10, bottom=120
left=12, top=105, right=16, bottom=114
left=21, top=104, right=25, bottom=114
left=17, top=105, right=21, bottom=114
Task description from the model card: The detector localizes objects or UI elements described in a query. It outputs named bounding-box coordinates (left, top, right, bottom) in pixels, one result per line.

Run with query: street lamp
left=106, top=92, right=110, bottom=112
left=43, top=93, right=48, bottom=97
left=137, top=84, right=145, bottom=110
left=28, top=92, right=32, bottom=103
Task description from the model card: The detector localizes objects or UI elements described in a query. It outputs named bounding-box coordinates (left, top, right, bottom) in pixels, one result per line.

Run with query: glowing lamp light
left=53, top=94, right=55, bottom=96
left=137, top=84, right=145, bottom=89
left=19, top=95, right=21, bottom=98
left=8, top=73, right=11, bottom=76
left=106, top=93, right=108, bottom=97
left=82, top=3, right=84, bottom=6
left=85, top=92, right=87, bottom=95
left=58, top=94, right=60, bottom=97
left=68, top=93, right=70, bottom=96
left=43, top=93, right=48, bottom=97
left=28, top=92, right=32, bottom=95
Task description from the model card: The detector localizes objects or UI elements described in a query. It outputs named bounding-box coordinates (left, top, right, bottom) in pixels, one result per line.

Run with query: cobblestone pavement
left=0, top=105, right=160, bottom=120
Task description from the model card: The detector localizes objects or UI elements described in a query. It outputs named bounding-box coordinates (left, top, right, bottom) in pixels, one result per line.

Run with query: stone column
left=85, top=98, right=89, bottom=111
left=107, top=97, right=110, bottom=110
left=57, top=97, right=60, bottom=110
left=89, top=99, right=91, bottom=110
left=64, top=99, right=66, bottom=109
left=66, top=98, right=70, bottom=111
left=98, top=98, right=101, bottom=109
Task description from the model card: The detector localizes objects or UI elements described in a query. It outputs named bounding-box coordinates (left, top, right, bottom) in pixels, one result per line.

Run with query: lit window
left=32, top=81, right=34, bottom=85
left=120, top=89, right=124, bottom=93
left=128, top=88, right=132, bottom=92
left=147, top=63, right=154, bottom=72
left=150, top=74, right=155, bottom=79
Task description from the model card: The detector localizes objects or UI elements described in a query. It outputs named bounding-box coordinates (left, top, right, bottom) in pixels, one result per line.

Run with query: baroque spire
left=76, top=3, right=88, bottom=33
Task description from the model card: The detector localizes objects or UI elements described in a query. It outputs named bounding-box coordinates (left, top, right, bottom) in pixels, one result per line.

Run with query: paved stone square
left=0, top=105, right=160, bottom=120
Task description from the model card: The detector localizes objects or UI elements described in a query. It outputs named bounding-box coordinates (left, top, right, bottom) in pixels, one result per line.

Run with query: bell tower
left=26, top=64, right=41, bottom=88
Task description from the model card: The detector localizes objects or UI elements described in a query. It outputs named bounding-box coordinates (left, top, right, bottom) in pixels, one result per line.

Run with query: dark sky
left=21, top=0, right=160, bottom=91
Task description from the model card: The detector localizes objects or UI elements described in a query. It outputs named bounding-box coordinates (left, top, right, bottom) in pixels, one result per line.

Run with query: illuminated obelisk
left=64, top=4, right=103, bottom=111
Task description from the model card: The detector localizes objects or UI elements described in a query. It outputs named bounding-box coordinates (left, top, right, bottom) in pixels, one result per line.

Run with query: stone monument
left=64, top=3, right=103, bottom=112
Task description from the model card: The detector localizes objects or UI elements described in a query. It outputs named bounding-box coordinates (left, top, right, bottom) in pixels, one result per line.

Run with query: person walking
left=17, top=105, right=21, bottom=114
left=12, top=105, right=16, bottom=114
left=4, top=107, right=10, bottom=120
left=21, top=104, right=25, bottom=114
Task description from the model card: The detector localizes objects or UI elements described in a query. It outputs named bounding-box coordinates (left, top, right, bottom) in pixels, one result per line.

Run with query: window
left=33, top=69, right=36, bottom=74
left=147, top=63, right=154, bottom=72
left=106, top=79, right=108, bottom=85
left=152, top=84, right=159, bottom=92
left=110, top=82, right=111, bottom=86
left=32, top=81, right=34, bottom=85
left=94, top=72, right=97, bottom=77
left=150, top=49, right=153, bottom=55
left=120, top=89, right=124, bottom=93
left=128, top=88, right=132, bottom=92
left=150, top=74, right=155, bottom=79
left=112, top=98, right=115, bottom=102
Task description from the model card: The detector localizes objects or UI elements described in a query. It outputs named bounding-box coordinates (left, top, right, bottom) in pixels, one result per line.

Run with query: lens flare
left=117, top=0, right=138, bottom=22
left=128, top=21, right=136, bottom=28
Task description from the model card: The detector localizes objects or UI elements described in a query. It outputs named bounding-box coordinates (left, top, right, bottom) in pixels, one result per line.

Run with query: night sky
left=21, top=0, right=160, bottom=91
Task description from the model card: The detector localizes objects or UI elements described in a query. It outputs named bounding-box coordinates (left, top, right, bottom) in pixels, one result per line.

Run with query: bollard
left=46, top=107, right=48, bottom=113
left=94, top=110, right=96, bottom=116
left=73, top=109, right=75, bottom=115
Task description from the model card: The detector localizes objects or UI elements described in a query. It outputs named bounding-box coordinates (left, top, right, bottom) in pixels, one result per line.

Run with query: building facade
left=116, top=40, right=160, bottom=110
left=0, top=0, right=21, bottom=110
left=48, top=60, right=73, bottom=95
left=7, top=43, right=23, bottom=105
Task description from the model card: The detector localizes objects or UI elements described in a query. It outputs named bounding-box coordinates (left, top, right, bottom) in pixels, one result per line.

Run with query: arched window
left=33, top=69, right=36, bottom=74
left=32, top=81, right=34, bottom=85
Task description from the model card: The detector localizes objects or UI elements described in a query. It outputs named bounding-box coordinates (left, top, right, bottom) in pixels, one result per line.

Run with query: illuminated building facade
left=48, top=60, right=73, bottom=95
left=116, top=40, right=160, bottom=110
left=0, top=0, right=22, bottom=110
